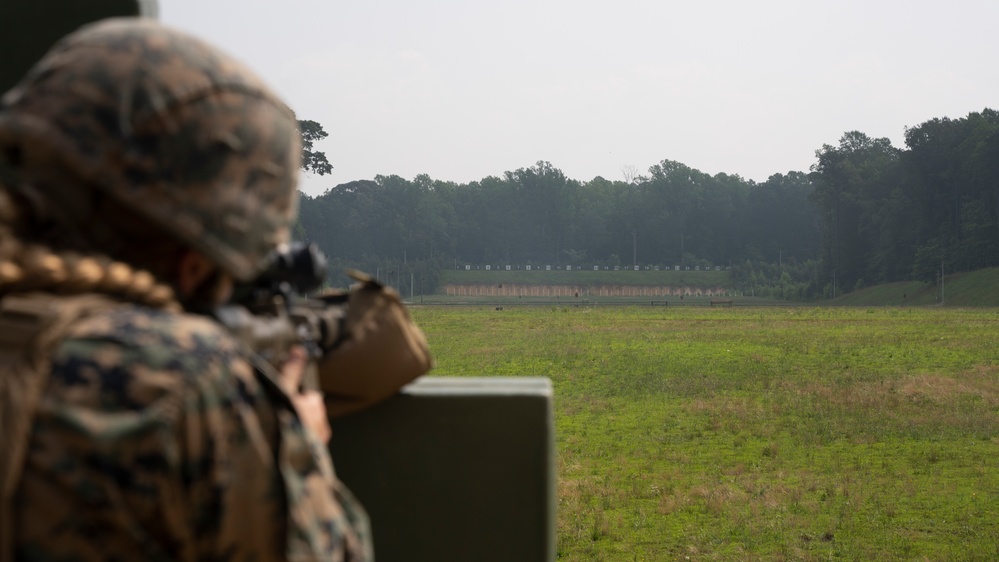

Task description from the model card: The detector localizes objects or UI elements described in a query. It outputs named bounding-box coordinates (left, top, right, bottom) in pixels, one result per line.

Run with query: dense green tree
left=811, top=132, right=901, bottom=293
left=298, top=119, right=333, bottom=176
left=746, top=172, right=819, bottom=264
left=903, top=110, right=999, bottom=277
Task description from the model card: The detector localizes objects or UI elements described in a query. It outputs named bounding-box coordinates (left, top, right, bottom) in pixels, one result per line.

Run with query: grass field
left=410, top=305, right=999, bottom=561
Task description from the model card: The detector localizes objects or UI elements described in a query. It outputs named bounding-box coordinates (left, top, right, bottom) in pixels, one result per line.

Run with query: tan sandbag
left=317, top=272, right=433, bottom=418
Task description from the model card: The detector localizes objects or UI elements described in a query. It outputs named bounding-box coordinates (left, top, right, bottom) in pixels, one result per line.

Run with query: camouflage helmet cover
left=0, top=18, right=301, bottom=281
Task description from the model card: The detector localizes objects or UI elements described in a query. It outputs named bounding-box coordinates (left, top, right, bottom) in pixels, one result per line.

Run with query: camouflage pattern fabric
left=0, top=19, right=300, bottom=282
left=12, top=299, right=371, bottom=561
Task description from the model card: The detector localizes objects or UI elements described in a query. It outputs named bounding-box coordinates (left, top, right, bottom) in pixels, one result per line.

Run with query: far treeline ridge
left=296, top=109, right=999, bottom=299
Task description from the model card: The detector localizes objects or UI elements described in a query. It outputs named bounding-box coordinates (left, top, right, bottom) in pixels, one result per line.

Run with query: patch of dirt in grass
left=791, top=368, right=999, bottom=437
left=897, top=368, right=999, bottom=407
left=796, top=380, right=897, bottom=410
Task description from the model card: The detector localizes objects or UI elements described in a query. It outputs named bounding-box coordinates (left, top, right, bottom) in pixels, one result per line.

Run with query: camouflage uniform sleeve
left=14, top=304, right=370, bottom=562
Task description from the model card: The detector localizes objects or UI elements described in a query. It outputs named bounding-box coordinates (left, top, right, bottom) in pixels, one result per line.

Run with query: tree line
left=812, top=109, right=999, bottom=296
left=296, top=163, right=819, bottom=294
left=296, top=108, right=999, bottom=298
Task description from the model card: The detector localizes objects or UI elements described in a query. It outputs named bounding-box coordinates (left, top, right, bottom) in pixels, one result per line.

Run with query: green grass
left=411, top=306, right=999, bottom=560
left=829, top=281, right=937, bottom=306
left=937, top=268, right=999, bottom=307
left=825, top=267, right=999, bottom=307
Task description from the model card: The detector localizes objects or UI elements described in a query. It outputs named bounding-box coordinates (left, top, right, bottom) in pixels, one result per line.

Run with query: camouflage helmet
left=0, top=18, right=301, bottom=282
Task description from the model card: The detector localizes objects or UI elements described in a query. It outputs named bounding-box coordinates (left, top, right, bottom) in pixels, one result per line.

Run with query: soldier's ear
left=175, top=250, right=218, bottom=299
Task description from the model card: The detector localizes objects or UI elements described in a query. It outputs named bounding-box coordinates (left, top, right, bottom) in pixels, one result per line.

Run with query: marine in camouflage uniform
left=0, top=19, right=370, bottom=561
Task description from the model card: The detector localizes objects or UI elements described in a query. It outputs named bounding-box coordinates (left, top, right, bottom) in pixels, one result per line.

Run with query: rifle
left=212, top=241, right=346, bottom=390
left=213, top=241, right=433, bottom=415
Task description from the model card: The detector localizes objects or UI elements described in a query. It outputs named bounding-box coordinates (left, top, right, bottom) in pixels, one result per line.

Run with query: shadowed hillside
left=831, top=268, right=999, bottom=307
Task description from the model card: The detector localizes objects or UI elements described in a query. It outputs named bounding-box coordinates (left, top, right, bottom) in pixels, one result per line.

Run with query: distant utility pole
left=940, top=260, right=945, bottom=305
left=632, top=229, right=637, bottom=267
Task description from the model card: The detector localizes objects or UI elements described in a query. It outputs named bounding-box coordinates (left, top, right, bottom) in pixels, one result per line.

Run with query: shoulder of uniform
left=66, top=302, right=238, bottom=350
left=53, top=302, right=251, bottom=391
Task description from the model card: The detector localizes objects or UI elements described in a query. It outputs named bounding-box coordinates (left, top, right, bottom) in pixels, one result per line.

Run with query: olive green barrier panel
left=0, top=0, right=156, bottom=94
left=329, top=377, right=556, bottom=562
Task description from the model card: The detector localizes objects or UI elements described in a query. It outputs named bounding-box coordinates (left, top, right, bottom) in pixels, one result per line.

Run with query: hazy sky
left=160, top=0, right=998, bottom=197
